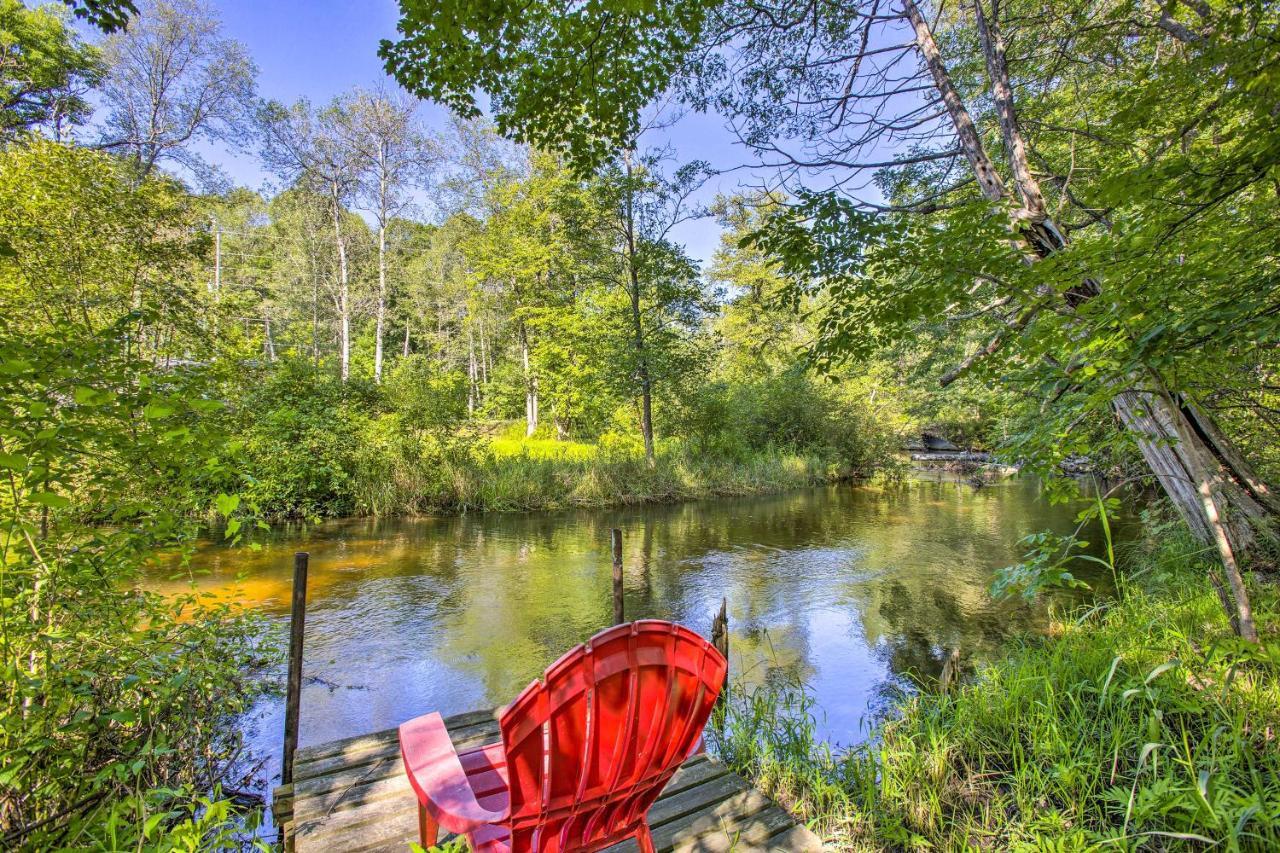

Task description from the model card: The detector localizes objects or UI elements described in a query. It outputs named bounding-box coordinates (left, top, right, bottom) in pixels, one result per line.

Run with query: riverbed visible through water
left=148, top=474, right=1114, bottom=803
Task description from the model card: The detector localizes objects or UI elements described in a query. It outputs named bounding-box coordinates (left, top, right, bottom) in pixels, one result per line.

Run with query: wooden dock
left=272, top=708, right=824, bottom=852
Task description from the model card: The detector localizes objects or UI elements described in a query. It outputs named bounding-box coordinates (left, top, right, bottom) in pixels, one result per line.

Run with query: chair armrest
left=399, top=712, right=509, bottom=834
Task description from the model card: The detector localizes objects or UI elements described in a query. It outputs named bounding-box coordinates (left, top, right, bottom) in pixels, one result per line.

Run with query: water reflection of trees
left=158, top=478, right=1103, bottom=743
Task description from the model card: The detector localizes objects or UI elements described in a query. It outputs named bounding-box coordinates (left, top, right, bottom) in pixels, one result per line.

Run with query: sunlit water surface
left=147, top=475, right=1111, bottom=803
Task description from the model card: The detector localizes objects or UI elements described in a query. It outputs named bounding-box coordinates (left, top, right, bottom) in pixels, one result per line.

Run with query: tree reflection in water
left=149, top=476, right=1115, bottom=775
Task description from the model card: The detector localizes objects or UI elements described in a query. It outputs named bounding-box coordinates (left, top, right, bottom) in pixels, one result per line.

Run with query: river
left=149, top=473, right=1112, bottom=799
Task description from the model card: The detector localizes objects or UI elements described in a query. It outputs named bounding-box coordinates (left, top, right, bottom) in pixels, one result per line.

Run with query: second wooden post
left=610, top=528, right=624, bottom=624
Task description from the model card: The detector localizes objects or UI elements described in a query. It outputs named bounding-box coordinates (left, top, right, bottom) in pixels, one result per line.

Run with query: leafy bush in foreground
left=0, top=141, right=273, bottom=850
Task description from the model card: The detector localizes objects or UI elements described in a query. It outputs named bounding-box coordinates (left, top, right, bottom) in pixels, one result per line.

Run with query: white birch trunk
left=521, top=322, right=538, bottom=436
left=333, top=184, right=350, bottom=382
left=375, top=221, right=387, bottom=383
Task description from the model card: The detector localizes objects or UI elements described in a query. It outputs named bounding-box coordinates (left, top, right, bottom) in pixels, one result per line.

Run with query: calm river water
left=149, top=474, right=1110, bottom=795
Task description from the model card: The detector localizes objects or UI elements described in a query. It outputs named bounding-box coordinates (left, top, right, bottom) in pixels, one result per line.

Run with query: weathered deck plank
left=273, top=710, right=823, bottom=852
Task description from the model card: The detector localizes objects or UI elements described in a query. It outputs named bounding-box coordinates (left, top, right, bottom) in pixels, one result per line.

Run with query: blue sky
left=191, top=0, right=747, bottom=266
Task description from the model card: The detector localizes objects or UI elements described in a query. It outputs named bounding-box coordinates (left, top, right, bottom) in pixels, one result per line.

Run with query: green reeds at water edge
left=708, top=532, right=1280, bottom=851
left=352, top=444, right=873, bottom=516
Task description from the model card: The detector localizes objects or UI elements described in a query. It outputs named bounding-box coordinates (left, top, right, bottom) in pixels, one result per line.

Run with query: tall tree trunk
left=520, top=320, right=538, bottom=436
left=904, top=0, right=1006, bottom=204
left=467, top=324, right=478, bottom=415
left=479, top=317, right=489, bottom=385
left=332, top=182, right=351, bottom=382
left=375, top=221, right=387, bottom=383
left=971, top=0, right=1045, bottom=216
left=629, top=278, right=655, bottom=466
left=622, top=150, right=656, bottom=466
left=312, top=276, right=320, bottom=369
left=906, top=0, right=1271, bottom=636
left=264, top=312, right=276, bottom=362
left=403, top=324, right=411, bottom=357
left=306, top=233, right=321, bottom=369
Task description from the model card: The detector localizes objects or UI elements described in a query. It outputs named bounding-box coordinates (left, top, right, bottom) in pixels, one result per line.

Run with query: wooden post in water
left=610, top=528, right=624, bottom=624
left=711, top=597, right=729, bottom=670
left=711, top=597, right=729, bottom=733
left=282, top=551, right=309, bottom=787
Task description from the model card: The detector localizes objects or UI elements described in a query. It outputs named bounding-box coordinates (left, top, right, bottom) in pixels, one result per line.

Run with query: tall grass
left=351, top=433, right=869, bottom=516
left=710, top=531, right=1280, bottom=851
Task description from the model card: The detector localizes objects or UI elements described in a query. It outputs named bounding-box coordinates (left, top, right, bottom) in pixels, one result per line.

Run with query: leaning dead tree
left=906, top=0, right=1269, bottom=641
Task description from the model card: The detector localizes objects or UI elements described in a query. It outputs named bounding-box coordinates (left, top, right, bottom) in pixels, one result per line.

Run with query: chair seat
left=455, top=742, right=512, bottom=852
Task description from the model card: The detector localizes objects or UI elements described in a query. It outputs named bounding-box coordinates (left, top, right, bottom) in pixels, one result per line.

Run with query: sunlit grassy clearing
left=489, top=435, right=599, bottom=462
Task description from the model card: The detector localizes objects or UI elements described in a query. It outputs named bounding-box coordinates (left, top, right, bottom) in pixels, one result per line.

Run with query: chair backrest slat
left=499, top=620, right=727, bottom=853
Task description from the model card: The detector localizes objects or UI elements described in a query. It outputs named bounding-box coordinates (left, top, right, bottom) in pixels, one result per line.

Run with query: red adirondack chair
left=399, top=620, right=728, bottom=853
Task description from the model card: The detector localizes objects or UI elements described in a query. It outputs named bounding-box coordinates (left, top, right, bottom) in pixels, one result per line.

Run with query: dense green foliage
left=0, top=140, right=269, bottom=848
left=0, top=0, right=100, bottom=141
left=228, top=358, right=897, bottom=518
left=6, top=0, right=1279, bottom=847
left=712, top=523, right=1280, bottom=850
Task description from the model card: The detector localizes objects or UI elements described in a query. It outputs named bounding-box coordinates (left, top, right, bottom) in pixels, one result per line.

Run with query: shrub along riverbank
left=234, top=359, right=903, bottom=518
left=354, top=442, right=873, bottom=516
left=710, top=525, right=1280, bottom=850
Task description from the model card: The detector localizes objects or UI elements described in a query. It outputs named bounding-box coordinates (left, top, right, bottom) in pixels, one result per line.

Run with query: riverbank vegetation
left=213, top=139, right=912, bottom=517
left=235, top=359, right=899, bottom=517
left=712, top=523, right=1280, bottom=850
left=385, top=0, right=1280, bottom=847
left=5, top=0, right=1280, bottom=848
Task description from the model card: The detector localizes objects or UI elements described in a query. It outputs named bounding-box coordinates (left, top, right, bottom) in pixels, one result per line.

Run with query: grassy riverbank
left=235, top=365, right=902, bottom=517
left=711, top=530, right=1280, bottom=850
left=348, top=438, right=885, bottom=516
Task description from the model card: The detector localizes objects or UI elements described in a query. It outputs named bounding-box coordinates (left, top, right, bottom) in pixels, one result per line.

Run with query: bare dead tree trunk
left=1114, top=387, right=1260, bottom=641
left=1182, top=399, right=1280, bottom=516
left=904, top=0, right=1006, bottom=203
left=907, top=0, right=1271, bottom=637
left=972, top=0, right=1045, bottom=215
left=402, top=324, right=411, bottom=357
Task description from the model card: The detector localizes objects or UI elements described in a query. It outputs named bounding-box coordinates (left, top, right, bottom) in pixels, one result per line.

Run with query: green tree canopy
left=0, top=0, right=101, bottom=141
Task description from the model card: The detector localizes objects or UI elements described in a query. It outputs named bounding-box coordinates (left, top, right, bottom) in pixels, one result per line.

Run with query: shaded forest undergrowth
left=711, top=525, right=1280, bottom=851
